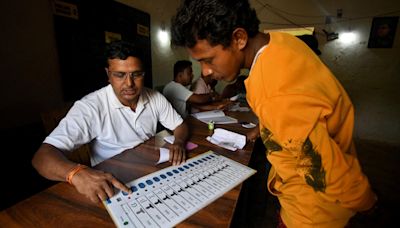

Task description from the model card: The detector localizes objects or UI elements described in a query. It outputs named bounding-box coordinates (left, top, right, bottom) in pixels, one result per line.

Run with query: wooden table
left=0, top=110, right=258, bottom=227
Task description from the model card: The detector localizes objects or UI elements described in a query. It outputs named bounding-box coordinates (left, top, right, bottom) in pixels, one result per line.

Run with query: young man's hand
left=246, top=124, right=260, bottom=142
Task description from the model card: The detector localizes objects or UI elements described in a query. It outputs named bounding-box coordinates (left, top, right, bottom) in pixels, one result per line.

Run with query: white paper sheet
left=230, top=94, right=239, bottom=101
left=206, top=128, right=246, bottom=151
left=157, top=148, right=170, bottom=164
left=192, top=110, right=237, bottom=124
left=228, top=102, right=250, bottom=112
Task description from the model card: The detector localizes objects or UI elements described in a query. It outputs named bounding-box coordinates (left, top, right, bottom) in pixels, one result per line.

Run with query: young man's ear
left=232, top=28, right=248, bottom=50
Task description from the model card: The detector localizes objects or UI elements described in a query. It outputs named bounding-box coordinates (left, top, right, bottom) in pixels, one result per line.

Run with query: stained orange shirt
left=245, top=32, right=376, bottom=227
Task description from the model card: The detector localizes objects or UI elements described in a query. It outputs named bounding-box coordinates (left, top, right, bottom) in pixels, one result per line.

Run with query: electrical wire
left=255, top=0, right=325, bottom=18
left=254, top=0, right=400, bottom=27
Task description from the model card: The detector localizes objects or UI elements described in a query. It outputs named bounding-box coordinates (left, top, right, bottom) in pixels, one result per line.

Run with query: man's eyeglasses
left=108, top=70, right=145, bottom=80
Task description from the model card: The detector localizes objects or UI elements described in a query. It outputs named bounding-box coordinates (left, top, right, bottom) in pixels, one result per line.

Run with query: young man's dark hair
left=171, top=0, right=259, bottom=48
left=173, top=60, right=192, bottom=79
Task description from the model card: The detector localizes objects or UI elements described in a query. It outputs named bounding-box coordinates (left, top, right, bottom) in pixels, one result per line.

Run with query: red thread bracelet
left=66, top=164, right=88, bottom=185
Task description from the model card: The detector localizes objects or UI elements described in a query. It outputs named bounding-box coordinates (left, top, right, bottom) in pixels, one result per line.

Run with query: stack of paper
left=192, top=110, right=237, bottom=124
left=228, top=102, right=251, bottom=112
left=206, top=128, right=246, bottom=151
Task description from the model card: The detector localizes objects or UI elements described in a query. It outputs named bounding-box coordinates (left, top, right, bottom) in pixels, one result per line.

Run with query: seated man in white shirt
left=32, top=40, right=189, bottom=203
left=163, top=60, right=229, bottom=117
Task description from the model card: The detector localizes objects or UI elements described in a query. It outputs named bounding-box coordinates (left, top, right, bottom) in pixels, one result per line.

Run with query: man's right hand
left=69, top=167, right=131, bottom=203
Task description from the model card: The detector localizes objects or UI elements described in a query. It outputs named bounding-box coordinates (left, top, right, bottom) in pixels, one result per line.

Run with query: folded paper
left=206, top=128, right=246, bottom=151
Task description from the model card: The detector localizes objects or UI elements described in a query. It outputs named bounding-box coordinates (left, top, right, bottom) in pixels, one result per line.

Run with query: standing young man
left=171, top=0, right=376, bottom=227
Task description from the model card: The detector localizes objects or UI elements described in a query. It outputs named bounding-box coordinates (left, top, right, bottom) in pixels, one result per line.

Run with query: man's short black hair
left=174, top=60, right=192, bottom=79
left=171, top=0, right=260, bottom=48
left=104, top=40, right=144, bottom=67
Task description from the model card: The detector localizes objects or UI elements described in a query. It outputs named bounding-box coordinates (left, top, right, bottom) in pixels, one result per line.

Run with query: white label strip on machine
left=104, top=150, right=256, bottom=228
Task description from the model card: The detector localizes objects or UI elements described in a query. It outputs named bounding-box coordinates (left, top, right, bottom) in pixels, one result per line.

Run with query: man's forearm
left=32, top=143, right=77, bottom=182
left=173, top=121, right=189, bottom=145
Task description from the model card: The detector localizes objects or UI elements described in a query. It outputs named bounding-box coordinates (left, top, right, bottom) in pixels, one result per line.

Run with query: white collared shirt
left=163, top=81, right=193, bottom=118
left=44, top=85, right=183, bottom=166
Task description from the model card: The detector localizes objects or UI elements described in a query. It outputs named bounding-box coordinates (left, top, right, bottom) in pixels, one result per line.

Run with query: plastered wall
left=1, top=0, right=398, bottom=145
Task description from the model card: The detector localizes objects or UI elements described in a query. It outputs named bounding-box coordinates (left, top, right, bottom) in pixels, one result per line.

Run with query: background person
left=220, top=75, right=247, bottom=100
left=163, top=60, right=229, bottom=117
left=191, top=74, right=228, bottom=113
left=296, top=34, right=322, bottom=56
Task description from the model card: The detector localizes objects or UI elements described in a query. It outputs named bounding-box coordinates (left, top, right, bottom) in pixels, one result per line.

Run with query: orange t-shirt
left=245, top=32, right=376, bottom=227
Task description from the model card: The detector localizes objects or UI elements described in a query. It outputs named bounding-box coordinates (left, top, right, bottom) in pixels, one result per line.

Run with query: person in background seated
left=220, top=75, right=247, bottom=100
left=191, top=74, right=228, bottom=113
left=296, top=34, right=322, bottom=56
left=171, top=0, right=377, bottom=227
left=191, top=73, right=218, bottom=95
left=163, top=60, right=229, bottom=117
left=209, top=77, right=218, bottom=92
left=32, top=40, right=188, bottom=203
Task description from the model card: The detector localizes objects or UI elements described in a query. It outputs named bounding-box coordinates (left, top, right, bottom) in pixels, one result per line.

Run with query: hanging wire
left=254, top=0, right=317, bottom=34
left=256, top=0, right=325, bottom=18
left=257, top=1, right=303, bottom=26
left=254, top=0, right=400, bottom=27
